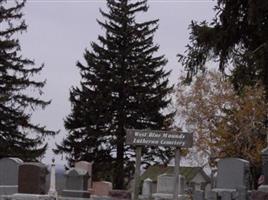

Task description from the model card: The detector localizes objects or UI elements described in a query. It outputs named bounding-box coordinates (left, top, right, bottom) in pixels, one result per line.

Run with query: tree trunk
left=114, top=130, right=125, bottom=189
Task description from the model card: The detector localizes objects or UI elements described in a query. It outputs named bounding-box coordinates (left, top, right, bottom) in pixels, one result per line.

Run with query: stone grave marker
left=193, top=190, right=204, bottom=200
left=152, top=173, right=187, bottom=200
left=216, top=158, right=250, bottom=190
left=18, top=162, right=48, bottom=194
left=92, top=181, right=112, bottom=196
left=62, top=168, right=90, bottom=198
left=156, top=173, right=185, bottom=195
left=142, top=178, right=152, bottom=198
left=0, top=157, right=23, bottom=195
left=209, top=158, right=250, bottom=200
left=75, top=161, right=93, bottom=189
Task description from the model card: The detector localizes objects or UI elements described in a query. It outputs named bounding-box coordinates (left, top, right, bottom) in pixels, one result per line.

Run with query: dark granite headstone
left=18, top=162, right=48, bottom=194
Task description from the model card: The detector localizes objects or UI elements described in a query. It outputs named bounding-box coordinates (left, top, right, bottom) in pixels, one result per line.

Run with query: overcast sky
left=19, top=0, right=216, bottom=165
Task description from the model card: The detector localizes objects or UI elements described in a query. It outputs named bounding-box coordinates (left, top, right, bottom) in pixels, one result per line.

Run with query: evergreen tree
left=0, top=0, right=56, bottom=161
left=178, top=0, right=268, bottom=95
left=55, top=0, right=174, bottom=189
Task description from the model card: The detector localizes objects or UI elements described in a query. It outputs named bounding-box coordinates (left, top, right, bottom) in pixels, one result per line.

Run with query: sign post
left=126, top=129, right=193, bottom=200
left=133, top=147, right=142, bottom=200
left=174, top=148, right=180, bottom=200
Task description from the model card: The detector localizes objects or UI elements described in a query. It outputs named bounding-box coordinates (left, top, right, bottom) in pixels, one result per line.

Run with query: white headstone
left=142, top=178, right=152, bottom=197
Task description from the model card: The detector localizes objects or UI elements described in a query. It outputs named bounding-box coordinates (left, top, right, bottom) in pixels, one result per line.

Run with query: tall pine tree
left=178, top=0, right=268, bottom=95
left=55, top=0, right=174, bottom=189
left=0, top=0, right=56, bottom=161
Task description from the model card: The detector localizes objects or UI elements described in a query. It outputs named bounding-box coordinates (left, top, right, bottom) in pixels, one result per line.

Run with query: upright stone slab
left=0, top=157, right=23, bottom=195
left=216, top=158, right=250, bottom=190
left=62, top=168, right=90, bottom=198
left=207, top=191, right=217, bottom=200
left=193, top=190, right=204, bottom=200
left=142, top=178, right=152, bottom=198
left=156, top=174, right=185, bottom=194
left=92, top=181, right=112, bottom=196
left=75, top=161, right=93, bottom=189
left=152, top=173, right=187, bottom=200
left=18, top=162, right=48, bottom=194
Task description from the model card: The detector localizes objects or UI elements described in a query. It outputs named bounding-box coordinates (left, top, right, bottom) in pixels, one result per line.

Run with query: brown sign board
left=126, top=129, right=193, bottom=148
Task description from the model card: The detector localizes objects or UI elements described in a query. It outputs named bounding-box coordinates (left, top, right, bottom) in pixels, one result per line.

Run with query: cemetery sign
left=126, top=129, right=193, bottom=148
left=126, top=129, right=193, bottom=200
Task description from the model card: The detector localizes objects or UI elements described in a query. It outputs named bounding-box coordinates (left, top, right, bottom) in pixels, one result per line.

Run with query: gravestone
left=207, top=191, right=217, bottom=200
left=142, top=178, right=152, bottom=198
left=193, top=190, right=204, bottom=200
left=62, top=168, right=90, bottom=198
left=216, top=158, right=250, bottom=190
left=156, top=174, right=185, bottom=194
left=75, top=161, right=93, bottom=189
left=211, top=158, right=250, bottom=200
left=18, top=162, right=48, bottom=194
left=92, top=181, right=112, bottom=196
left=0, top=157, right=23, bottom=195
left=152, top=173, right=187, bottom=200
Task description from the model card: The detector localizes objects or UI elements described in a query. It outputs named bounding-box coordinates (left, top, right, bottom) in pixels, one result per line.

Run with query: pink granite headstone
left=92, top=181, right=112, bottom=196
